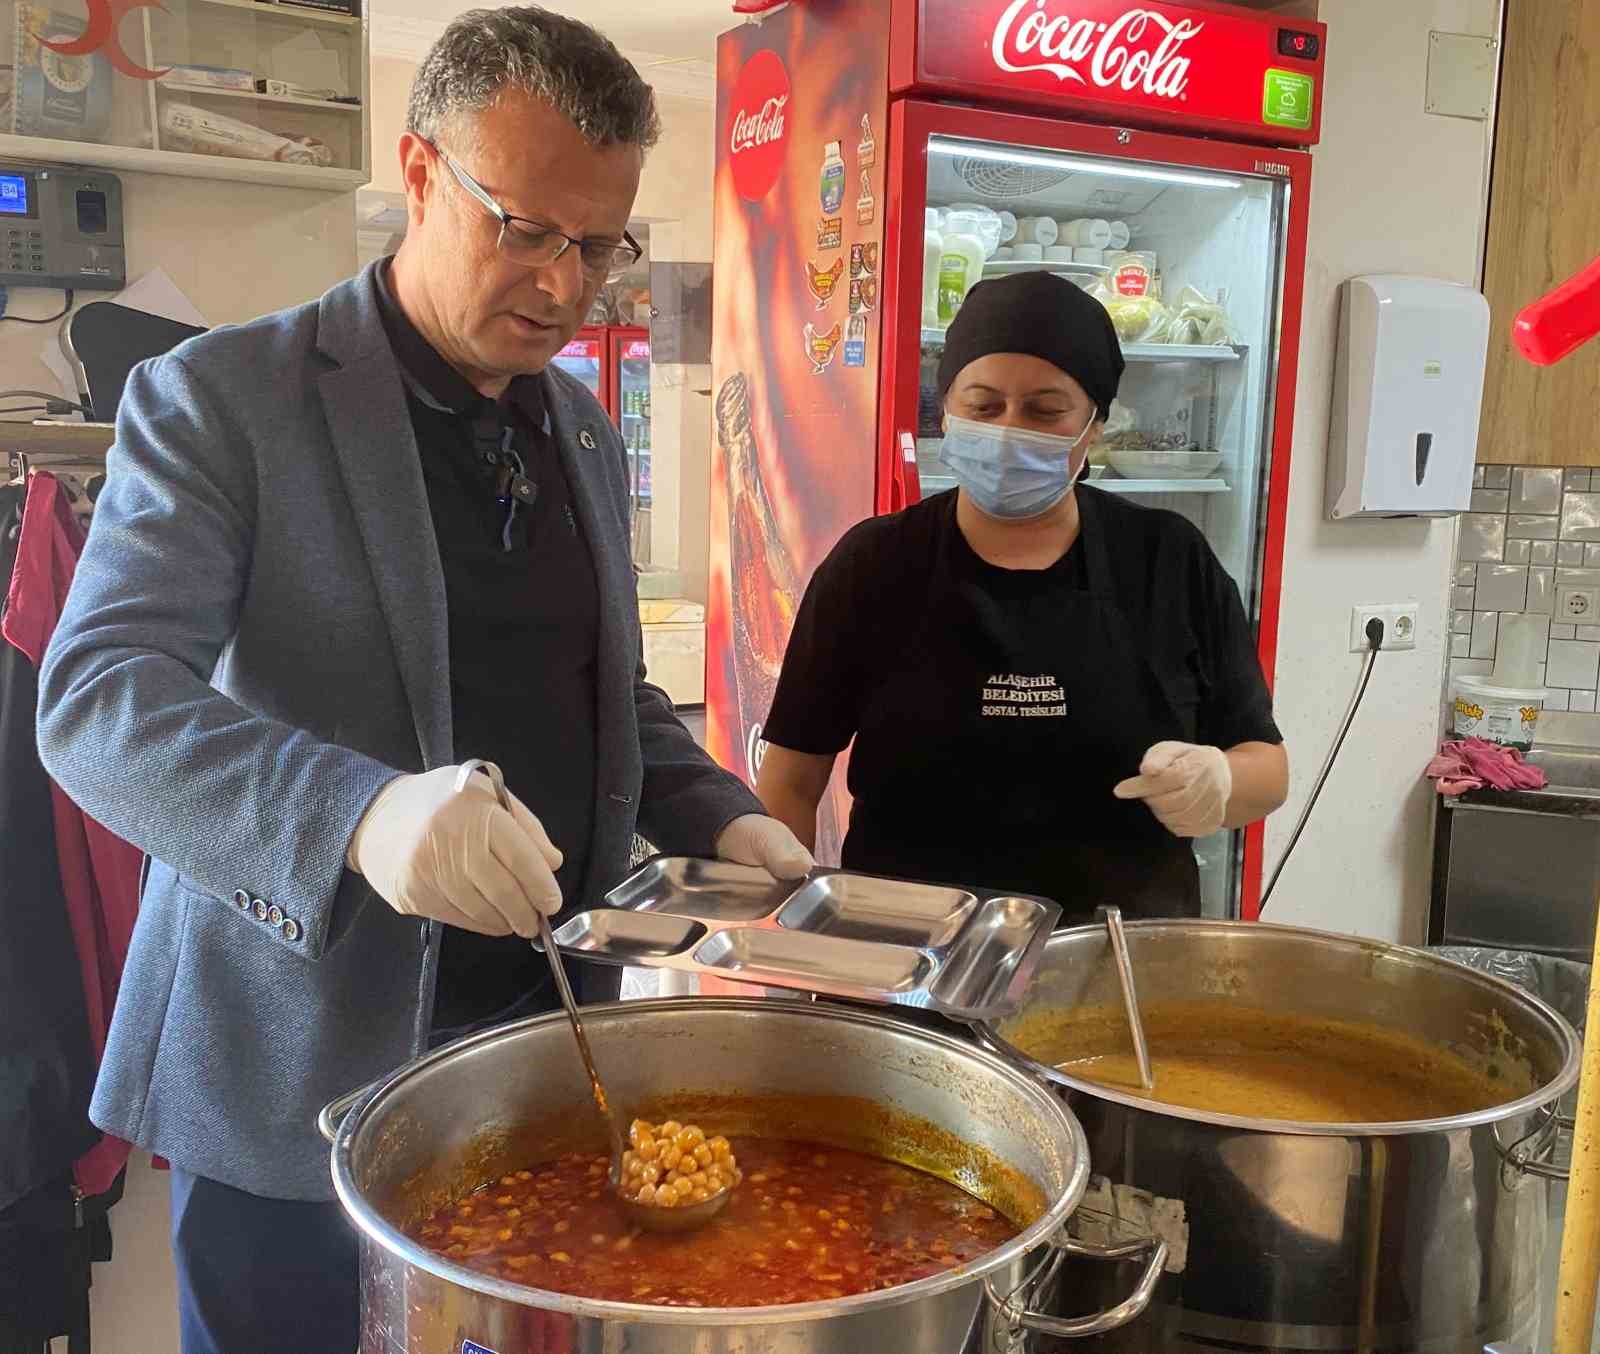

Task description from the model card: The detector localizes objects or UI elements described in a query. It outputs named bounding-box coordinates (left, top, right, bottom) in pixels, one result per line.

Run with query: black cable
left=0, top=288, right=74, bottom=325
left=1259, top=617, right=1385, bottom=914
left=0, top=388, right=87, bottom=414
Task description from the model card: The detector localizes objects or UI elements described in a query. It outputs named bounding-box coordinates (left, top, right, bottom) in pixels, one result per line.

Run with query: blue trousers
left=170, top=1166, right=358, bottom=1354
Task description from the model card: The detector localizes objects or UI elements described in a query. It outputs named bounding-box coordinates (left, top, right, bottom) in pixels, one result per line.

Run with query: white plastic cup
left=1014, top=216, right=1059, bottom=246
left=1014, top=242, right=1044, bottom=261
left=998, top=210, right=1018, bottom=243
left=993, top=246, right=1015, bottom=260
left=1061, top=218, right=1112, bottom=249
left=1073, top=247, right=1105, bottom=266
left=1106, top=220, right=1131, bottom=249
left=1044, top=245, right=1074, bottom=263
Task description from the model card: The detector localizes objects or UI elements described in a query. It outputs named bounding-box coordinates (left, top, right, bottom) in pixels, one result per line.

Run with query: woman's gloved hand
left=715, top=814, right=816, bottom=881
left=1113, top=742, right=1233, bottom=839
left=347, top=764, right=563, bottom=936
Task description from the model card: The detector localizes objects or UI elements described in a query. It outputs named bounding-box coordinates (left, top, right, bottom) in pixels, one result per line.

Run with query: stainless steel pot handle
left=1497, top=1102, right=1572, bottom=1182
left=317, top=1079, right=380, bottom=1145
left=983, top=1233, right=1169, bottom=1339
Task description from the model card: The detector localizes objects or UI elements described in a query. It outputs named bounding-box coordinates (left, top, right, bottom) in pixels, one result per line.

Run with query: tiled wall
left=1453, top=465, right=1600, bottom=715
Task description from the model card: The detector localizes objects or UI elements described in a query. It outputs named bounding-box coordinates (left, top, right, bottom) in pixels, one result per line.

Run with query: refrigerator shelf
left=1095, top=477, right=1229, bottom=495
left=921, top=328, right=1244, bottom=365
left=980, top=260, right=1108, bottom=279
left=918, top=472, right=1228, bottom=497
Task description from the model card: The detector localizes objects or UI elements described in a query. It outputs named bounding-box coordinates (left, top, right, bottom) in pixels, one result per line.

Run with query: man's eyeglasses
left=431, top=142, right=643, bottom=283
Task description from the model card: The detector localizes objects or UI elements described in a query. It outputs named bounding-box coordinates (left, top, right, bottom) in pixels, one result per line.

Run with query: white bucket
left=1453, top=674, right=1545, bottom=750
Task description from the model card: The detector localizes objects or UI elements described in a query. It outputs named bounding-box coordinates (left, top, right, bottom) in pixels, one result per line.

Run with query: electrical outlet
left=1558, top=586, right=1600, bottom=621
left=1349, top=603, right=1419, bottom=652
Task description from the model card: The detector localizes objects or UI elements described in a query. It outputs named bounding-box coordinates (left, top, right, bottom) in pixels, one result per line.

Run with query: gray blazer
left=36, top=264, right=760, bottom=1200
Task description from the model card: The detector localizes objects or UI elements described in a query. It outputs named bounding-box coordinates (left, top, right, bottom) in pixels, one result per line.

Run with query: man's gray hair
left=407, top=6, right=661, bottom=150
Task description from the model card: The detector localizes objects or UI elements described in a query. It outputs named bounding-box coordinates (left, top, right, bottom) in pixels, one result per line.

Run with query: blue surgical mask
left=940, top=414, right=1095, bottom=521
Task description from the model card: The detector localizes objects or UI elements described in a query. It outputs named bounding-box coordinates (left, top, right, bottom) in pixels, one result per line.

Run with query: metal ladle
left=1098, top=906, right=1154, bottom=1092
left=456, top=760, right=735, bottom=1233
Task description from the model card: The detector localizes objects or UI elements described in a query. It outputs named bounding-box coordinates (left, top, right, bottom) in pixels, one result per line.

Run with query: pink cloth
left=1426, top=737, right=1548, bottom=796
left=3, top=473, right=142, bottom=1198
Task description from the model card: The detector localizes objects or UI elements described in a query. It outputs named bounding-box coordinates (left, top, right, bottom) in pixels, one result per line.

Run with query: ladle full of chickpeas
left=459, top=761, right=740, bottom=1235
left=611, top=1116, right=742, bottom=1233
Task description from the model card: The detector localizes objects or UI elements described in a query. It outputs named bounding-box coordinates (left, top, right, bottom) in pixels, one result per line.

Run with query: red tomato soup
left=407, top=1137, right=1017, bottom=1308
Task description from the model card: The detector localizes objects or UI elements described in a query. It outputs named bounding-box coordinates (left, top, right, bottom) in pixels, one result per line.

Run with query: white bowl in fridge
left=1107, top=447, right=1224, bottom=481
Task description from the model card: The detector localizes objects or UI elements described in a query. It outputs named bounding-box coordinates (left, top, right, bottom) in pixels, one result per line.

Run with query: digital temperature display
left=0, top=174, right=30, bottom=216
left=1277, top=29, right=1321, bottom=61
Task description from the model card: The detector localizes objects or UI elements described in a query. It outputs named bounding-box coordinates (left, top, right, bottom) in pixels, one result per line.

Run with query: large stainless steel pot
left=974, top=920, right=1583, bottom=1354
left=322, top=998, right=1169, bottom=1353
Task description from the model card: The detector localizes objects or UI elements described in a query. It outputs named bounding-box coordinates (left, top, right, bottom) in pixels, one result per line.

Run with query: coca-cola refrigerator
left=552, top=327, right=608, bottom=409
left=708, top=0, right=1324, bottom=920
left=610, top=327, right=653, bottom=508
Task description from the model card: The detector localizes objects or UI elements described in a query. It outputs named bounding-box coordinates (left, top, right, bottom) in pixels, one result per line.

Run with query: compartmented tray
left=547, top=858, right=1061, bottom=1021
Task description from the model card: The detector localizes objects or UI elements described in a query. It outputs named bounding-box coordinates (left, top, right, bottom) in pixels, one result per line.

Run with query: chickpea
left=661, top=1145, right=683, bottom=1170
left=676, top=1126, right=706, bottom=1150
left=689, top=1171, right=708, bottom=1189
left=673, top=1177, right=694, bottom=1199
left=690, top=1187, right=710, bottom=1202
left=639, top=1137, right=661, bottom=1161
left=637, top=1183, right=657, bottom=1204
left=709, top=1136, right=731, bottom=1158
left=693, top=1143, right=715, bottom=1168
left=553, top=1220, right=570, bottom=1235
left=550, top=1251, right=571, bottom=1264
left=655, top=1189, right=679, bottom=1209
left=515, top=1171, right=533, bottom=1182
left=497, top=1228, right=514, bottom=1242
left=659, top=1120, right=683, bottom=1138
left=639, top=1163, right=662, bottom=1186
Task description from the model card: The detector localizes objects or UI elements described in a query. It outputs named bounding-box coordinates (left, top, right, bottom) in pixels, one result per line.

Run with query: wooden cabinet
left=1477, top=0, right=1600, bottom=466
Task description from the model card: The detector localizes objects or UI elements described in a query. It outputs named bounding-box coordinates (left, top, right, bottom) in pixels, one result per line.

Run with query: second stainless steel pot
left=974, top=920, right=1582, bottom=1354
left=323, top=998, right=1168, bottom=1353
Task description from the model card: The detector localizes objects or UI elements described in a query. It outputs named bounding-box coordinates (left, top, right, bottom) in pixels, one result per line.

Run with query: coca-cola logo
left=990, top=2, right=1204, bottom=100
left=727, top=49, right=790, bottom=201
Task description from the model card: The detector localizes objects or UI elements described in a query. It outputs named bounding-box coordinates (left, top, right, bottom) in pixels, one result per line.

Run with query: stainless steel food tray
left=545, top=858, right=1061, bottom=1021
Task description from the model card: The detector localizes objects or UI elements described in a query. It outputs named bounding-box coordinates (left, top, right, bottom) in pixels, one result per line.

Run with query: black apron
left=841, top=491, right=1201, bottom=924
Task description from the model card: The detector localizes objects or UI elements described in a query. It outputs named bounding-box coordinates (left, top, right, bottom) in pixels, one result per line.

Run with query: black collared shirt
left=374, top=259, right=600, bottom=1028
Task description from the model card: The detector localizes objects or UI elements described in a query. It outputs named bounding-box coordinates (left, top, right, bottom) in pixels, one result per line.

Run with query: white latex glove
left=348, top=764, right=563, bottom=937
left=714, top=814, right=816, bottom=881
left=1112, top=742, right=1233, bottom=839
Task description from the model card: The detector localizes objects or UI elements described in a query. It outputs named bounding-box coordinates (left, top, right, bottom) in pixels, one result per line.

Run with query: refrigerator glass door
left=912, top=133, right=1291, bottom=920
left=552, top=335, right=605, bottom=403
left=615, top=336, right=653, bottom=509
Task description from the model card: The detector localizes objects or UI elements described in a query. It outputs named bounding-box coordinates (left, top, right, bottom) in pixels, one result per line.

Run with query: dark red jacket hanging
left=3, top=472, right=142, bottom=1198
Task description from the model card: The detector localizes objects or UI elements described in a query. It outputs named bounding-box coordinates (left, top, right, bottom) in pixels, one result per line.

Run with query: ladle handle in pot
left=983, top=1234, right=1169, bottom=1339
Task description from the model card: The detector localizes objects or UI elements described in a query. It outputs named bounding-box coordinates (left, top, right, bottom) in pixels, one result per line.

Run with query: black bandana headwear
left=936, top=271, right=1125, bottom=420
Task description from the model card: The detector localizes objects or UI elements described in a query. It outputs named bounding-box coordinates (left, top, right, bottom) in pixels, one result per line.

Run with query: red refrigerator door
left=552, top=328, right=610, bottom=415
left=883, top=99, right=1312, bottom=919
left=707, top=0, right=891, bottom=866
left=610, top=327, right=652, bottom=507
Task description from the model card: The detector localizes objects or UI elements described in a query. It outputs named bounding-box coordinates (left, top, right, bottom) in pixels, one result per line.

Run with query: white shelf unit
left=159, top=82, right=362, bottom=115
left=0, top=0, right=369, bottom=192
left=189, top=0, right=360, bottom=28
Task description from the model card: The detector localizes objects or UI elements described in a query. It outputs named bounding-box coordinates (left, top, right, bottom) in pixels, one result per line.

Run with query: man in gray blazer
left=36, top=9, right=811, bottom=1350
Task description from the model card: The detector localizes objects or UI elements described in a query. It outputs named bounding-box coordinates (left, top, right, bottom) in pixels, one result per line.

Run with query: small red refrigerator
left=708, top=0, right=1325, bottom=920
left=554, top=326, right=652, bottom=507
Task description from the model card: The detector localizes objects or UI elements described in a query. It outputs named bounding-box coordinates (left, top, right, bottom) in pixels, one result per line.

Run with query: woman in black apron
left=756, top=271, right=1287, bottom=924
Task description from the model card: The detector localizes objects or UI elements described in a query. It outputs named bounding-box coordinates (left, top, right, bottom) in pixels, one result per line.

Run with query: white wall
left=1261, top=0, right=1497, bottom=941
left=0, top=172, right=356, bottom=391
